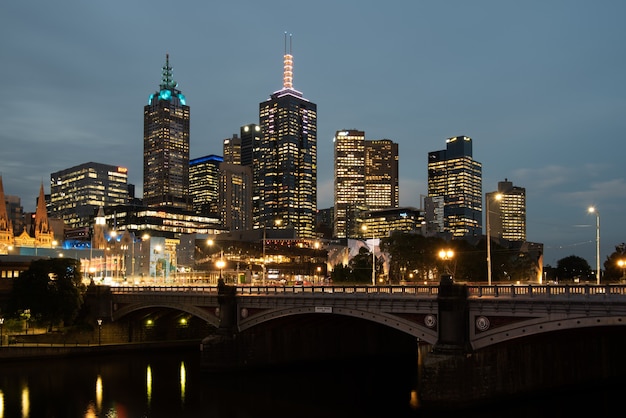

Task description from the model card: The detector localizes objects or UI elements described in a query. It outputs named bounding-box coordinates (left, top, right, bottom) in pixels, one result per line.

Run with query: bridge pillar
left=433, top=275, right=470, bottom=353
left=200, top=279, right=241, bottom=369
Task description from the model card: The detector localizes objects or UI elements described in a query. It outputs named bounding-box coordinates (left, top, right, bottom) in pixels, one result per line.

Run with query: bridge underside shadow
left=203, top=313, right=419, bottom=370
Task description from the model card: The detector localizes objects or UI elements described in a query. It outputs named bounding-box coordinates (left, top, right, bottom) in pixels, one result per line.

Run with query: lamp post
left=97, top=318, right=102, bottom=345
left=0, top=317, right=4, bottom=346
left=262, top=220, right=282, bottom=285
left=486, top=193, right=502, bottom=285
left=618, top=259, right=626, bottom=282
left=588, top=207, right=600, bottom=285
left=438, top=249, right=455, bottom=281
left=208, top=239, right=225, bottom=283
left=361, top=225, right=376, bottom=286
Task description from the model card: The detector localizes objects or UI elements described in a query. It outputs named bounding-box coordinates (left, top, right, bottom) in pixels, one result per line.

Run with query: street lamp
left=0, top=317, right=4, bottom=346
left=618, top=259, right=626, bottom=282
left=361, top=225, right=376, bottom=286
left=588, top=207, right=600, bottom=285
left=97, top=318, right=102, bottom=345
left=208, top=239, right=225, bottom=283
left=486, top=193, right=502, bottom=285
left=438, top=249, right=455, bottom=281
left=262, top=219, right=282, bottom=284
left=216, top=258, right=226, bottom=281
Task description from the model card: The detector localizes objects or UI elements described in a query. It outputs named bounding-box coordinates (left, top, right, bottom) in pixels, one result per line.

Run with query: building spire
left=0, top=175, right=15, bottom=253
left=160, top=53, right=177, bottom=90
left=283, top=32, right=293, bottom=89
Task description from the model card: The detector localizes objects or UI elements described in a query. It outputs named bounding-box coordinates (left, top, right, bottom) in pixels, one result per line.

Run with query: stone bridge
left=106, top=281, right=626, bottom=351
left=102, top=281, right=626, bottom=406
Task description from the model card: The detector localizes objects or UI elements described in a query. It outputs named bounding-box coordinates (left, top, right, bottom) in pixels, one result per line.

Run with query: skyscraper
left=487, top=179, right=526, bottom=241
left=365, top=139, right=399, bottom=211
left=334, top=130, right=366, bottom=239
left=189, top=155, right=223, bottom=217
left=219, top=162, right=253, bottom=231
left=333, top=131, right=399, bottom=238
left=50, top=162, right=129, bottom=229
left=258, top=34, right=317, bottom=238
left=223, top=134, right=241, bottom=164
left=428, top=136, right=482, bottom=238
left=143, top=54, right=190, bottom=210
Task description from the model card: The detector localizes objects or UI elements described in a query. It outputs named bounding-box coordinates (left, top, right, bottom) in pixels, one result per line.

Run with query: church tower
left=0, top=176, right=15, bottom=253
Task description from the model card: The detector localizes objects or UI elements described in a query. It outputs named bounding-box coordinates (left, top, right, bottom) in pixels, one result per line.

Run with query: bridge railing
left=467, top=284, right=626, bottom=298
left=107, top=283, right=626, bottom=299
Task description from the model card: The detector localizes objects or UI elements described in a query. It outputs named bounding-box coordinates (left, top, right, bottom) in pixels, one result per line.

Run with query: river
left=0, top=345, right=623, bottom=417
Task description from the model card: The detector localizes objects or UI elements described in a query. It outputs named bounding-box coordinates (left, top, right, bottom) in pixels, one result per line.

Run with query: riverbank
left=0, top=339, right=201, bottom=361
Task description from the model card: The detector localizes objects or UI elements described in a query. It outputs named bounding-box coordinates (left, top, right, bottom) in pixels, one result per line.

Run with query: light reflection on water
left=0, top=347, right=419, bottom=417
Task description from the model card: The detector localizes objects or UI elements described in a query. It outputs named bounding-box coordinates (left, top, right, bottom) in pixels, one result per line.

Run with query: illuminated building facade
left=143, top=54, right=190, bottom=210
left=219, top=162, right=252, bottom=231
left=334, top=130, right=366, bottom=238
left=258, top=35, right=317, bottom=238
left=361, top=207, right=424, bottom=239
left=427, top=136, right=482, bottom=238
left=487, top=179, right=526, bottom=241
left=240, top=123, right=262, bottom=221
left=333, top=131, right=399, bottom=239
left=50, top=162, right=129, bottom=229
left=223, top=134, right=241, bottom=164
left=189, top=155, right=223, bottom=217
left=365, top=139, right=399, bottom=210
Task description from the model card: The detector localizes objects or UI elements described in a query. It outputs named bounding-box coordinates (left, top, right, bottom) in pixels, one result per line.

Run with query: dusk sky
left=1, top=1, right=625, bottom=268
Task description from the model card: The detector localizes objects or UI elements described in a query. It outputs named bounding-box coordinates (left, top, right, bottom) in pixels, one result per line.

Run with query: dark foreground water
left=0, top=346, right=624, bottom=418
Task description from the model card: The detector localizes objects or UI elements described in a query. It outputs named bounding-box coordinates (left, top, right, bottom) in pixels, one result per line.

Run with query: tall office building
left=333, top=130, right=366, bottom=239
left=189, top=155, right=223, bottom=217
left=223, top=134, right=241, bottom=164
left=333, top=131, right=399, bottom=238
left=219, top=162, right=253, bottom=231
left=258, top=34, right=317, bottom=238
left=427, top=136, right=482, bottom=238
left=365, top=139, right=399, bottom=211
left=240, top=124, right=262, bottom=222
left=487, top=179, right=526, bottom=241
left=50, top=162, right=129, bottom=229
left=143, top=54, right=190, bottom=209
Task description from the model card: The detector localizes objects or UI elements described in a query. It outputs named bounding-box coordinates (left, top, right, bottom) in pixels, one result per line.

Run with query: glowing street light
left=438, top=249, right=455, bottom=276
left=588, top=207, right=600, bottom=285
left=216, top=258, right=226, bottom=281
left=97, top=318, right=102, bottom=345
left=617, top=259, right=625, bottom=282
left=208, top=239, right=225, bottom=283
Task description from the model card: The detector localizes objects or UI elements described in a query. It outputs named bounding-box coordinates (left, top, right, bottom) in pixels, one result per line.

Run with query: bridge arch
left=237, top=305, right=438, bottom=345
left=470, top=313, right=626, bottom=350
left=112, top=302, right=220, bottom=327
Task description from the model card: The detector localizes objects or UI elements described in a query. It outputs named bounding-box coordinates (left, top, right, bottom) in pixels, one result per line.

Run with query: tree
left=10, top=258, right=86, bottom=328
left=555, top=255, right=593, bottom=283
left=603, top=243, right=626, bottom=282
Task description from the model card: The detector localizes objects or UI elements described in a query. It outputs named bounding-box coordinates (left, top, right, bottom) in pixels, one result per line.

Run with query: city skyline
left=1, top=1, right=625, bottom=267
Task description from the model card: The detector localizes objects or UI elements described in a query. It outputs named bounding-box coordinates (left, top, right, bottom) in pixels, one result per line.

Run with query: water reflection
left=146, top=364, right=152, bottom=407
left=21, top=385, right=29, bottom=418
left=180, top=361, right=186, bottom=405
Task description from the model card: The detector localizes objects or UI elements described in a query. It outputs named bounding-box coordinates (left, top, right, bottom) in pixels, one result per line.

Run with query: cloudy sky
left=1, top=1, right=625, bottom=268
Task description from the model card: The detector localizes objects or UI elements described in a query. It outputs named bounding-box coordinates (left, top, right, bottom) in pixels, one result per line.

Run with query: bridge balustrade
left=107, top=283, right=626, bottom=300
